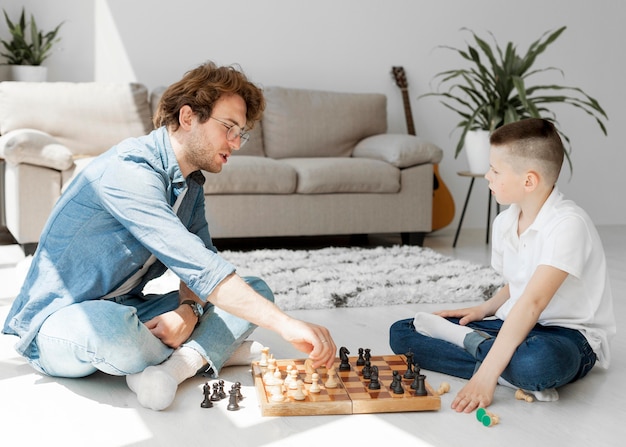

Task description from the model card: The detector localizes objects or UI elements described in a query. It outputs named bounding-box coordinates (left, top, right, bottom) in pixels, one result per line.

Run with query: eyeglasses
left=210, top=117, right=249, bottom=148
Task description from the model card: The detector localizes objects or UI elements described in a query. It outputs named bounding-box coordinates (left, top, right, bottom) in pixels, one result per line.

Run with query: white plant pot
left=464, top=129, right=491, bottom=174
left=9, top=65, right=48, bottom=82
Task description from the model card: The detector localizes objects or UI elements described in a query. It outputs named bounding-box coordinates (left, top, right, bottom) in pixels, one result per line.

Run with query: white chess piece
left=259, top=347, right=270, bottom=367
left=309, top=373, right=321, bottom=393
left=325, top=367, right=338, bottom=388
left=293, top=380, right=306, bottom=401
left=289, top=369, right=299, bottom=390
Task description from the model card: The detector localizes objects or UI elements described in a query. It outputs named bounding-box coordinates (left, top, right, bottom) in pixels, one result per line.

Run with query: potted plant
left=421, top=26, right=608, bottom=174
left=1, top=7, right=63, bottom=81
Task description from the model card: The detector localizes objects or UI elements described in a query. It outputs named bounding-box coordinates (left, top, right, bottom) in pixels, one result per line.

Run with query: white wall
left=3, top=0, right=625, bottom=230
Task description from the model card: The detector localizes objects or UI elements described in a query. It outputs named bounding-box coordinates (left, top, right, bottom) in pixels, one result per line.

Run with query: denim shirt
left=2, top=127, right=236, bottom=359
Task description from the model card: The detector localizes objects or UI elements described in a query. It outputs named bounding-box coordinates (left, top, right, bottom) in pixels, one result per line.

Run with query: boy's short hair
left=153, top=61, right=265, bottom=131
left=490, top=118, right=565, bottom=185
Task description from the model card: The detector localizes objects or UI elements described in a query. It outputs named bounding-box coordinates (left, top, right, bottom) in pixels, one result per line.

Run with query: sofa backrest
left=0, top=82, right=153, bottom=156
left=262, top=86, right=387, bottom=159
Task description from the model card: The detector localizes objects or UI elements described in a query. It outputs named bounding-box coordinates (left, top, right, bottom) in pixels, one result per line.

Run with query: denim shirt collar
left=156, top=126, right=186, bottom=187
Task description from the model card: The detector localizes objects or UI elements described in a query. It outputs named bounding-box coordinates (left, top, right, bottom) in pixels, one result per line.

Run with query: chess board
left=251, top=354, right=441, bottom=416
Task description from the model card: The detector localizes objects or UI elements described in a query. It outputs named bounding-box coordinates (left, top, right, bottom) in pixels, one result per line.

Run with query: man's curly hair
left=153, top=61, right=265, bottom=131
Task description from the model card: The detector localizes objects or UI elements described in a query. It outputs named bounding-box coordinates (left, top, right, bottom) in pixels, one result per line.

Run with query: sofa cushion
left=283, top=158, right=400, bottom=194
left=353, top=134, right=444, bottom=168
left=0, top=129, right=74, bottom=171
left=0, top=82, right=153, bottom=156
left=262, top=87, right=387, bottom=159
left=202, top=156, right=296, bottom=194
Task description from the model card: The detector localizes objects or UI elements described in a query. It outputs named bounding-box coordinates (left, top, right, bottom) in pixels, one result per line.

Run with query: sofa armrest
left=353, top=134, right=443, bottom=168
left=0, top=129, right=74, bottom=171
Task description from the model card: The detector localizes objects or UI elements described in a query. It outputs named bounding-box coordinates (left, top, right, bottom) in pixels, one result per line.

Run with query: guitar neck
left=399, top=88, right=416, bottom=136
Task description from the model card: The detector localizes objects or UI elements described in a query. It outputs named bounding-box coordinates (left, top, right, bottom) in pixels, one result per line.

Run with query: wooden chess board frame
left=251, top=354, right=441, bottom=416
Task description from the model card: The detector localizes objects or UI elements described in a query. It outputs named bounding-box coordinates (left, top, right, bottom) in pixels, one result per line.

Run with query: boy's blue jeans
left=389, top=317, right=597, bottom=391
left=33, top=276, right=273, bottom=379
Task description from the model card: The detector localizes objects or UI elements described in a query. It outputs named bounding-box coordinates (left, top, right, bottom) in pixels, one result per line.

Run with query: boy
left=389, top=118, right=615, bottom=413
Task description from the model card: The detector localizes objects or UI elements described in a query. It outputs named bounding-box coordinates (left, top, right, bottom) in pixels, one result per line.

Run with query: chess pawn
left=210, top=382, right=221, bottom=401
left=356, top=348, right=366, bottom=366
left=201, top=382, right=213, bottom=408
left=362, top=360, right=372, bottom=380
left=367, top=365, right=380, bottom=390
left=293, top=380, right=306, bottom=401
left=218, top=380, right=227, bottom=399
left=325, top=367, right=338, bottom=388
left=390, top=371, right=404, bottom=394
left=259, top=347, right=270, bottom=367
left=364, top=348, right=371, bottom=362
left=263, top=362, right=276, bottom=384
left=284, top=365, right=293, bottom=387
left=289, top=369, right=299, bottom=390
left=437, top=382, right=451, bottom=395
left=235, top=382, right=244, bottom=401
left=309, top=373, right=321, bottom=393
left=270, top=384, right=285, bottom=402
left=515, top=389, right=534, bottom=402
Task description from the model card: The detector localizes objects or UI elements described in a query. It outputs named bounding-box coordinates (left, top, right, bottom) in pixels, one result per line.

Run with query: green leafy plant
left=1, top=8, right=63, bottom=66
left=422, top=26, right=608, bottom=170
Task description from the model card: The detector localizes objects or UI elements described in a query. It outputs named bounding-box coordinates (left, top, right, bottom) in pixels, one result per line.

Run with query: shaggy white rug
left=146, top=245, right=504, bottom=311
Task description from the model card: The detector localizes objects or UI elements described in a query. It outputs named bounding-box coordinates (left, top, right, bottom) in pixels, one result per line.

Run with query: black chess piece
left=218, top=380, right=227, bottom=399
left=403, top=351, right=416, bottom=380
left=414, top=374, right=428, bottom=396
left=391, top=370, right=405, bottom=394
left=210, top=382, right=221, bottom=401
left=235, top=382, right=244, bottom=401
left=339, top=346, right=351, bottom=371
left=362, top=360, right=372, bottom=380
left=227, top=387, right=240, bottom=411
left=368, top=365, right=381, bottom=390
left=356, top=348, right=366, bottom=366
left=364, top=348, right=371, bottom=363
left=201, top=382, right=213, bottom=408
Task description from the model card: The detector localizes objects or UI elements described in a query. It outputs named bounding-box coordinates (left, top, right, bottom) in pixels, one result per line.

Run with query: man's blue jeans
left=33, top=276, right=273, bottom=379
left=389, top=317, right=597, bottom=391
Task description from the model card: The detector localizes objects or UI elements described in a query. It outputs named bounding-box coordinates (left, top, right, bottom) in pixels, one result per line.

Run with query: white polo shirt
left=491, top=187, right=615, bottom=368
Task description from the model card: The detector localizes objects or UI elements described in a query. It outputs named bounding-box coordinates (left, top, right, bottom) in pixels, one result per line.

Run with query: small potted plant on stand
left=421, top=26, right=608, bottom=174
left=1, top=7, right=63, bottom=82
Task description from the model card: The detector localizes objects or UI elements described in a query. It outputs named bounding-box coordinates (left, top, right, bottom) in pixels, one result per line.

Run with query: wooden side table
left=452, top=171, right=500, bottom=248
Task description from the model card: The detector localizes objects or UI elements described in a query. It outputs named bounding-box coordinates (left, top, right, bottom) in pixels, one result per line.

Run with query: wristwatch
left=182, top=300, right=204, bottom=320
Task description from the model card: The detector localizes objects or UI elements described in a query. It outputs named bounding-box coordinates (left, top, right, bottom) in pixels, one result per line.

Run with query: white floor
left=0, top=227, right=624, bottom=447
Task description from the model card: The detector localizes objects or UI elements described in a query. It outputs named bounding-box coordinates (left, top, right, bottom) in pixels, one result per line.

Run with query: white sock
left=413, top=312, right=473, bottom=348
left=126, top=346, right=206, bottom=411
left=497, top=376, right=560, bottom=402
left=223, top=340, right=264, bottom=367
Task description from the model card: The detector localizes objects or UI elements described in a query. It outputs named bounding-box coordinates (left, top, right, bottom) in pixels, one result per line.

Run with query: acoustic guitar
left=391, top=66, right=455, bottom=231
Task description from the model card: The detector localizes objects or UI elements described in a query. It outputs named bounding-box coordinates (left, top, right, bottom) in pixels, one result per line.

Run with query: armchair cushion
left=0, top=129, right=74, bottom=171
left=353, top=133, right=443, bottom=168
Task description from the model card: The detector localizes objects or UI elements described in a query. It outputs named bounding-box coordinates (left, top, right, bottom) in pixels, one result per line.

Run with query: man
left=3, top=61, right=337, bottom=411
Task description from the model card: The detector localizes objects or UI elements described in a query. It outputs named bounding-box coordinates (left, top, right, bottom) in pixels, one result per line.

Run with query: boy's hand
left=434, top=305, right=487, bottom=326
left=451, top=370, right=498, bottom=413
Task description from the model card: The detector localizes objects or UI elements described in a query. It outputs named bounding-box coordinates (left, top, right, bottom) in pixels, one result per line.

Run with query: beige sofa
left=0, top=82, right=443, bottom=253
